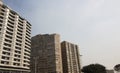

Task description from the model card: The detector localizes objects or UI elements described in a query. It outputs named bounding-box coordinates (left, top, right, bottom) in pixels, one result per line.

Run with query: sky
left=3, top=0, right=120, bottom=69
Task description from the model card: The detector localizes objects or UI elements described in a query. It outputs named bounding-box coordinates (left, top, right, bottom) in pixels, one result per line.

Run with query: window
left=0, top=16, right=4, bottom=19
left=16, top=43, right=21, bottom=46
left=0, top=12, right=4, bottom=15
left=1, top=61, right=9, bottom=64
left=16, top=39, right=22, bottom=43
left=4, top=43, right=11, bottom=47
left=14, top=54, right=21, bottom=58
left=6, top=30, right=13, bottom=35
left=15, top=46, right=21, bottom=50
left=8, top=17, right=14, bottom=21
left=17, top=35, right=22, bottom=39
left=17, top=32, right=22, bottom=36
left=1, top=9, right=5, bottom=12
left=3, top=47, right=11, bottom=51
left=8, top=20, right=14, bottom=24
left=2, top=56, right=9, bottom=60
left=7, top=23, right=14, bottom=28
left=13, top=63, right=20, bottom=66
left=15, top=50, right=21, bottom=54
left=5, top=35, right=12, bottom=39
left=14, top=58, right=20, bottom=62
left=0, top=24, right=2, bottom=26
left=2, top=51, right=10, bottom=55
left=0, top=20, right=3, bottom=23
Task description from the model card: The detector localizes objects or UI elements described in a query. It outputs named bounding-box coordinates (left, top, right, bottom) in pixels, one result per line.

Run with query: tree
left=81, top=64, right=107, bottom=73
left=114, top=64, right=120, bottom=72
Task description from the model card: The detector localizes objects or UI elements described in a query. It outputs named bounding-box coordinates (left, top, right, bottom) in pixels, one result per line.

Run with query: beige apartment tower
left=31, top=34, right=63, bottom=73
left=0, top=1, right=31, bottom=73
left=61, top=41, right=81, bottom=73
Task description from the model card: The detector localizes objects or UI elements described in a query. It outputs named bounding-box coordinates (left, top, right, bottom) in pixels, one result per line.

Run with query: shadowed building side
left=61, top=41, right=81, bottom=73
left=31, top=34, right=63, bottom=73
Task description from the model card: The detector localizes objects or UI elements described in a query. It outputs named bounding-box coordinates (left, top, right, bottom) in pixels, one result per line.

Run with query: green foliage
left=81, top=64, right=106, bottom=73
left=114, top=64, right=120, bottom=72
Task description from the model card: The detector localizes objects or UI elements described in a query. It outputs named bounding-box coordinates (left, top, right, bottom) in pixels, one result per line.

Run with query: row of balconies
left=0, top=7, right=31, bottom=34
left=3, top=46, right=21, bottom=55
left=0, top=27, right=1, bottom=31
left=4, top=28, right=30, bottom=45
left=7, top=18, right=15, bottom=25
left=6, top=25, right=29, bottom=39
left=26, top=22, right=31, bottom=29
left=7, top=23, right=14, bottom=29
left=8, top=16, right=15, bottom=21
left=6, top=29, right=13, bottom=35
left=9, top=13, right=16, bottom=19
left=0, top=12, right=5, bottom=16
left=0, top=23, right=2, bottom=26
left=0, top=6, right=16, bottom=18
left=3, top=43, right=30, bottom=58
left=0, top=15, right=4, bottom=20
left=0, top=57, right=30, bottom=68
left=26, top=26, right=31, bottom=32
left=0, top=18, right=3, bottom=23
left=0, top=58, right=30, bottom=67
left=0, top=4, right=7, bottom=9
left=0, top=6, right=6, bottom=12
left=2, top=47, right=21, bottom=56
left=5, top=34, right=12, bottom=39
left=1, top=53, right=30, bottom=62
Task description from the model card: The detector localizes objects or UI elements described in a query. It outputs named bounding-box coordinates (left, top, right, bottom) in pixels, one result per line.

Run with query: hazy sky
left=3, top=0, right=120, bottom=69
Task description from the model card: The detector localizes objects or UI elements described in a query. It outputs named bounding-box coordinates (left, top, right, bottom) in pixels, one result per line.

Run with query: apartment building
left=31, top=34, right=63, bottom=73
left=61, top=41, right=81, bottom=73
left=0, top=1, right=31, bottom=73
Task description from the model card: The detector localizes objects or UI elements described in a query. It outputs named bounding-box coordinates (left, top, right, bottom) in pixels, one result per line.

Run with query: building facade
left=61, top=41, right=81, bottom=73
left=0, top=1, right=31, bottom=73
left=31, top=34, right=63, bottom=73
left=107, top=70, right=114, bottom=73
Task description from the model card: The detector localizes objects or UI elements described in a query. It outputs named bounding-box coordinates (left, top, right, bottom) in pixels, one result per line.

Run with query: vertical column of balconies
left=72, top=44, right=78, bottom=73
left=0, top=6, right=10, bottom=66
left=3, top=10, right=16, bottom=67
left=73, top=45, right=79, bottom=73
left=10, top=13, right=19, bottom=66
left=0, top=5, right=5, bottom=62
left=18, top=18, right=29, bottom=70
left=25, top=22, right=31, bottom=69
left=15, top=16, right=24, bottom=68
left=21, top=20, right=26, bottom=68
left=75, top=46, right=81, bottom=73
left=54, top=35, right=63, bottom=73
left=66, top=43, right=71, bottom=73
left=69, top=43, right=74, bottom=73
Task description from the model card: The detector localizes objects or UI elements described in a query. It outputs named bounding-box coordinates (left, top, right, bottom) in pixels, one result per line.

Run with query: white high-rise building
left=0, top=2, right=31, bottom=73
